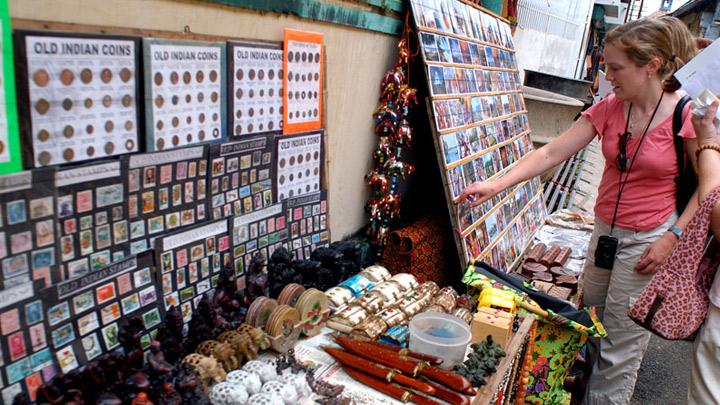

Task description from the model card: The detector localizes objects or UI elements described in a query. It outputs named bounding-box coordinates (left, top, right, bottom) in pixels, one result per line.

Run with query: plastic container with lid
left=409, top=312, right=471, bottom=369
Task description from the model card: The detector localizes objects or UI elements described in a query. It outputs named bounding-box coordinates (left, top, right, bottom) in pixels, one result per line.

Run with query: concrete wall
left=9, top=0, right=399, bottom=240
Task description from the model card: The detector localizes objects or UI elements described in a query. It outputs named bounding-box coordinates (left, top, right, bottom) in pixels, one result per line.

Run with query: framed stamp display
left=39, top=252, right=161, bottom=374
left=154, top=219, right=232, bottom=325
left=409, top=0, right=546, bottom=268
left=231, top=202, right=287, bottom=278
left=124, top=145, right=208, bottom=255
left=14, top=30, right=142, bottom=167
left=0, top=1, right=21, bottom=174
left=282, top=29, right=323, bottom=134
left=0, top=281, right=56, bottom=403
left=208, top=134, right=274, bottom=220
left=0, top=168, right=58, bottom=289
left=143, top=38, right=227, bottom=151
left=285, top=191, right=329, bottom=260
left=227, top=41, right=283, bottom=138
left=55, top=160, right=128, bottom=280
left=274, top=130, right=323, bottom=201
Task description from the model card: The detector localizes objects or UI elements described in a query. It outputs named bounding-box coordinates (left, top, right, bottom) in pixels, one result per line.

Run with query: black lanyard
left=610, top=92, right=665, bottom=233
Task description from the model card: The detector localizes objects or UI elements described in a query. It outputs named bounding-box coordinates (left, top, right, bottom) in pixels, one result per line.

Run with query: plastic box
left=409, top=312, right=471, bottom=369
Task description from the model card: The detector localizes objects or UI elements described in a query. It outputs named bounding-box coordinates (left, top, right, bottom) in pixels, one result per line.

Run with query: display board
left=231, top=202, right=287, bottom=277
left=0, top=0, right=22, bottom=174
left=285, top=191, right=329, bottom=260
left=14, top=30, right=142, bottom=167
left=282, top=29, right=323, bottom=134
left=154, top=219, right=232, bottom=325
left=39, top=252, right=161, bottom=374
left=143, top=38, right=227, bottom=151
left=409, top=0, right=547, bottom=269
left=0, top=169, right=58, bottom=290
left=0, top=282, right=55, bottom=403
left=125, top=145, right=208, bottom=255
left=208, top=134, right=274, bottom=220
left=227, top=41, right=283, bottom=138
left=55, top=161, right=128, bottom=280
left=275, top=130, right=323, bottom=201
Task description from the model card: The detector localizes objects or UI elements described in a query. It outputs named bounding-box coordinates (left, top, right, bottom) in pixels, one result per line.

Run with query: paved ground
left=630, top=335, right=692, bottom=404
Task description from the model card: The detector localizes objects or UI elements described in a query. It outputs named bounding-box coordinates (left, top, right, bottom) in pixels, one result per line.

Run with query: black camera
left=594, top=235, right=619, bottom=270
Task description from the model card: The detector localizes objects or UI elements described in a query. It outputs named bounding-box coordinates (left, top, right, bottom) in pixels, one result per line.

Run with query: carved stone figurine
left=236, top=323, right=271, bottom=352
left=182, top=353, right=227, bottom=391
left=217, top=330, right=256, bottom=364
left=154, top=306, right=185, bottom=364
left=246, top=252, right=268, bottom=302
left=195, top=339, right=238, bottom=372
left=157, top=382, right=182, bottom=405
left=173, top=364, right=210, bottom=405
left=119, top=316, right=147, bottom=370
left=131, top=392, right=154, bottom=405
left=147, top=341, right=174, bottom=382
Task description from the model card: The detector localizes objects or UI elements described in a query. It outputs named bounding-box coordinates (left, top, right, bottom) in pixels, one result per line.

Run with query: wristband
left=668, top=225, right=682, bottom=239
left=696, top=143, right=720, bottom=159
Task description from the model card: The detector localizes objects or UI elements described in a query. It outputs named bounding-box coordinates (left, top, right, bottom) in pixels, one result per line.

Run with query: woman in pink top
left=458, top=17, right=699, bottom=404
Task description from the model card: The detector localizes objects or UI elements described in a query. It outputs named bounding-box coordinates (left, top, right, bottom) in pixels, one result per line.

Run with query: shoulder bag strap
left=673, top=95, right=692, bottom=173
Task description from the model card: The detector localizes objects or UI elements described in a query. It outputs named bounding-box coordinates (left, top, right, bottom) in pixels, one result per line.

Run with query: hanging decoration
left=365, top=16, right=418, bottom=255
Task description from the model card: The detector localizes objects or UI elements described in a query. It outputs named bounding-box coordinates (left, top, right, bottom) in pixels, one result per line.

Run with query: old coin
left=32, top=69, right=49, bottom=87
left=183, top=71, right=191, bottom=84
left=156, top=137, right=165, bottom=150
left=101, top=68, right=112, bottom=83
left=154, top=72, right=163, bottom=86
left=80, top=68, right=92, bottom=84
left=62, top=98, right=73, bottom=111
left=86, top=146, right=95, bottom=156
left=60, top=69, right=74, bottom=86
left=63, top=148, right=74, bottom=161
left=125, top=139, right=135, bottom=151
left=102, top=95, right=112, bottom=108
left=209, top=70, right=218, bottom=82
left=120, top=67, right=132, bottom=82
left=84, top=98, right=93, bottom=109
left=122, top=94, right=132, bottom=107
left=63, top=125, right=74, bottom=139
left=37, top=130, right=49, bottom=142
left=105, top=120, right=114, bottom=133
left=38, top=151, right=52, bottom=166
left=104, top=142, right=114, bottom=154
left=196, top=70, right=204, bottom=83
left=35, top=99, right=50, bottom=114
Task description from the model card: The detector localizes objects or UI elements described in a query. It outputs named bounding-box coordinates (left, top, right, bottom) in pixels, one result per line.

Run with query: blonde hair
left=605, top=16, right=697, bottom=91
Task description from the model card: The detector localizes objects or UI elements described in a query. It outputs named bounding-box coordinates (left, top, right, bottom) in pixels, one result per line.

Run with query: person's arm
left=693, top=100, right=720, bottom=238
left=457, top=116, right=597, bottom=207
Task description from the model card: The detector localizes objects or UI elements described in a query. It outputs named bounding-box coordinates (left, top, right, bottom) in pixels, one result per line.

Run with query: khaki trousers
left=582, top=215, right=676, bottom=405
left=688, top=302, right=720, bottom=404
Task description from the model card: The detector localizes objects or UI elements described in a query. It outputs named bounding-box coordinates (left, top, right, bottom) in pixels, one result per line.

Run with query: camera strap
left=609, top=92, right=665, bottom=233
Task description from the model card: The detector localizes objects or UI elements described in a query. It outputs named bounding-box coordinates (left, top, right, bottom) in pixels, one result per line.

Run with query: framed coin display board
left=55, top=160, right=128, bottom=280
left=282, top=29, right=323, bottom=135
left=409, top=0, right=546, bottom=270
left=231, top=202, right=287, bottom=278
left=285, top=191, right=329, bottom=260
left=0, top=168, right=58, bottom=290
left=227, top=41, right=283, bottom=138
left=208, top=134, right=274, bottom=221
left=154, top=219, right=232, bottom=325
left=0, top=0, right=22, bottom=174
left=143, top=38, right=227, bottom=151
left=125, top=145, right=208, bottom=256
left=39, top=252, right=161, bottom=374
left=274, top=130, right=323, bottom=201
left=14, top=30, right=142, bottom=168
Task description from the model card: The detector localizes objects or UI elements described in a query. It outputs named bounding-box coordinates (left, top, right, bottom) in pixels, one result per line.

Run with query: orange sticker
left=283, top=29, right=324, bottom=134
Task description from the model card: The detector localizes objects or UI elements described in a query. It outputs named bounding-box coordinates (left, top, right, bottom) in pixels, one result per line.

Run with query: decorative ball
left=262, top=380, right=298, bottom=405
left=209, top=381, right=249, bottom=405
left=226, top=369, right=262, bottom=395
left=242, top=360, right=277, bottom=383
left=246, top=393, right=284, bottom=405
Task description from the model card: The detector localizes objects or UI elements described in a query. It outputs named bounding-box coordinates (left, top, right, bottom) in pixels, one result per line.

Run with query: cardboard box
left=471, top=310, right=513, bottom=349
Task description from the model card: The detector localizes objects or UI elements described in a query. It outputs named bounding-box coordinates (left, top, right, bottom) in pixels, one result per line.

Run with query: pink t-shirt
left=581, top=94, right=696, bottom=231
